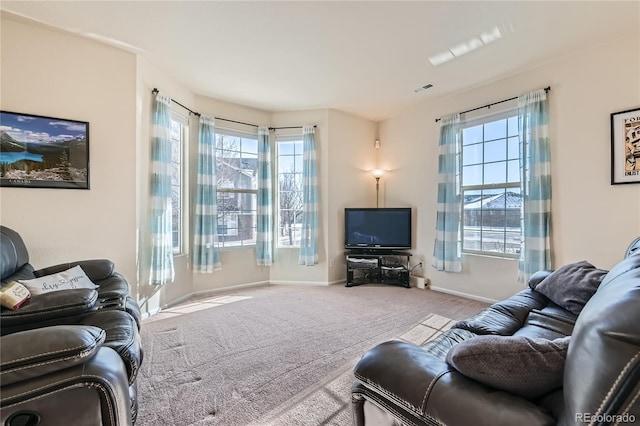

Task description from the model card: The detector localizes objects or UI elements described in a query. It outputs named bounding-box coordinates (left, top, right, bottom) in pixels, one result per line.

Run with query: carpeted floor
left=137, top=284, right=488, bottom=426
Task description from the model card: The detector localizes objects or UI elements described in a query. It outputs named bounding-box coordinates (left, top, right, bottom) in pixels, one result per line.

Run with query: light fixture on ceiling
left=414, top=83, right=434, bottom=94
left=428, top=26, right=503, bottom=67
left=374, top=139, right=380, bottom=149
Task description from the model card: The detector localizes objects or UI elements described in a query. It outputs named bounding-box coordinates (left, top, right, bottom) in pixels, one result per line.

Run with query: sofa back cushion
left=1, top=226, right=30, bottom=281
left=561, top=253, right=640, bottom=424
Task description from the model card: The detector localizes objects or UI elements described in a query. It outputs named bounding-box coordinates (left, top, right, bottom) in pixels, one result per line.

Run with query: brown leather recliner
left=352, top=238, right=640, bottom=426
left=0, top=226, right=143, bottom=426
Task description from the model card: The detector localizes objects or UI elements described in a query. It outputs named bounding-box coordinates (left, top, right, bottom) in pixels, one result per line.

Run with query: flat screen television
left=344, top=207, right=412, bottom=251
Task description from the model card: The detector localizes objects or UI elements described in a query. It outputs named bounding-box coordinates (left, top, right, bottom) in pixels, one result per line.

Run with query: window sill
left=462, top=251, right=519, bottom=261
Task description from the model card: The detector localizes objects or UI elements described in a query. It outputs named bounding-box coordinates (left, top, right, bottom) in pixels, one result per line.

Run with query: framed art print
left=611, top=107, right=640, bottom=185
left=0, top=111, right=89, bottom=189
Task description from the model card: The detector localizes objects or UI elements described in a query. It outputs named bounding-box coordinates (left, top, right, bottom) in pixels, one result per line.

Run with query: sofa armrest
left=0, top=288, right=98, bottom=332
left=528, top=270, right=554, bottom=289
left=354, top=340, right=556, bottom=426
left=1, top=346, right=132, bottom=426
left=0, top=325, right=105, bottom=386
left=35, top=259, right=115, bottom=282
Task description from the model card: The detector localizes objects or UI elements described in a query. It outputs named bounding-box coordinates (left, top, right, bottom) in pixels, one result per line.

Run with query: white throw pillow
left=19, top=265, right=98, bottom=296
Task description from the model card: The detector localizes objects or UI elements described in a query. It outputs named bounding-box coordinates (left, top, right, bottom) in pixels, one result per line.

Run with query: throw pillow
left=0, top=281, right=31, bottom=310
left=446, top=335, right=570, bottom=400
left=19, top=265, right=98, bottom=296
left=532, top=261, right=608, bottom=315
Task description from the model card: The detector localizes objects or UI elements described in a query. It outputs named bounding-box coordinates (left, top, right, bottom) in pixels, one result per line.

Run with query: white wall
left=379, top=30, right=640, bottom=301
left=0, top=14, right=138, bottom=290
left=326, top=109, right=378, bottom=282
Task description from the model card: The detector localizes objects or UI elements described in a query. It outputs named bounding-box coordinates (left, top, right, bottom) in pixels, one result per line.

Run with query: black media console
left=345, top=251, right=411, bottom=288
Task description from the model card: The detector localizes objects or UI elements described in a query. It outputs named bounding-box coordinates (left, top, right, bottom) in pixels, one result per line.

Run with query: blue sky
left=0, top=112, right=87, bottom=144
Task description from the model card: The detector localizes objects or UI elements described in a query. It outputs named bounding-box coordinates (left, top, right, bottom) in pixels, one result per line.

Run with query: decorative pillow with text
left=19, top=265, right=98, bottom=296
left=0, top=281, right=31, bottom=310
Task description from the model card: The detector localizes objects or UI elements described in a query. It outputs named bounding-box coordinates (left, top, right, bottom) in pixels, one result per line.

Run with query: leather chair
left=352, top=238, right=640, bottom=426
left=0, top=226, right=143, bottom=426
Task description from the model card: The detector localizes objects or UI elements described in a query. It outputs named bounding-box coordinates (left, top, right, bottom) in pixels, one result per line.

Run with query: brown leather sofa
left=0, top=226, right=143, bottom=426
left=352, top=238, right=640, bottom=426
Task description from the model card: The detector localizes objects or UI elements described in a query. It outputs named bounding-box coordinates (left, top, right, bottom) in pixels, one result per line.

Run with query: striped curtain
left=299, top=126, right=318, bottom=266
left=149, top=91, right=175, bottom=285
left=432, top=113, right=462, bottom=273
left=518, top=89, right=551, bottom=282
left=193, top=115, right=221, bottom=273
left=256, top=126, right=273, bottom=265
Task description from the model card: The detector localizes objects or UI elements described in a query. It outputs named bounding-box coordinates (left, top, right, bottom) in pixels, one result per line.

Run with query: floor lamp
left=372, top=169, right=384, bottom=208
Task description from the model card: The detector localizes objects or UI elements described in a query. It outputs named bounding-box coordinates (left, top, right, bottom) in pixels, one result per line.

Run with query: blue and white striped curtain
left=299, top=126, right=319, bottom=266
left=256, top=126, right=273, bottom=265
left=149, top=91, right=175, bottom=285
left=193, top=115, right=221, bottom=273
left=518, top=90, right=551, bottom=282
left=432, top=113, right=462, bottom=273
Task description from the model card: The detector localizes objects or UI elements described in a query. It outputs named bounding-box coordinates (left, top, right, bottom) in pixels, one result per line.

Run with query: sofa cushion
left=531, top=261, right=607, bottom=315
left=446, top=335, right=570, bottom=399
left=19, top=265, right=98, bottom=296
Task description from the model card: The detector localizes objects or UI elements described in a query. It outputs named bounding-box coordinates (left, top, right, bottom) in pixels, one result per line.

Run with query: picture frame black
left=611, top=107, right=640, bottom=185
left=0, top=110, right=89, bottom=189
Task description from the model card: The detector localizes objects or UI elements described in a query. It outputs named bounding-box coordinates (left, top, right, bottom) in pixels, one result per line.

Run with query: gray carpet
left=137, top=284, right=488, bottom=425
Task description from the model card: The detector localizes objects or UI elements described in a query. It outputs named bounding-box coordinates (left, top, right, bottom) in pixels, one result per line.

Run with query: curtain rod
left=152, top=88, right=201, bottom=117
left=152, top=88, right=314, bottom=130
left=434, top=86, right=551, bottom=123
left=269, top=125, right=317, bottom=131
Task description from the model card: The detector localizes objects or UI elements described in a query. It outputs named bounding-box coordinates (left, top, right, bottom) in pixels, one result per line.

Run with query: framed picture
left=611, top=107, right=640, bottom=185
left=0, top=111, right=89, bottom=189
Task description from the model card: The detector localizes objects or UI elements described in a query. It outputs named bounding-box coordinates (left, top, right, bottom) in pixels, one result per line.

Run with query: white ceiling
left=2, top=1, right=638, bottom=122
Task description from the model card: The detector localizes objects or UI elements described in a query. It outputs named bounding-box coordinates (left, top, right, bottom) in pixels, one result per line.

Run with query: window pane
left=462, top=189, right=481, bottom=251
left=277, top=137, right=303, bottom=247
left=460, top=111, right=521, bottom=257
left=484, top=119, right=506, bottom=141
left=463, top=164, right=482, bottom=186
left=170, top=118, right=184, bottom=254
left=215, top=129, right=259, bottom=237
left=216, top=193, right=257, bottom=248
left=507, top=159, right=520, bottom=183
left=483, top=161, right=506, bottom=185
left=279, top=142, right=295, bottom=155
left=463, top=143, right=482, bottom=166
left=295, top=155, right=303, bottom=173
left=484, top=139, right=507, bottom=163
left=462, top=125, right=483, bottom=145
left=507, top=116, right=519, bottom=137
left=508, top=136, right=519, bottom=160
left=241, top=137, right=257, bottom=154
left=279, top=156, right=295, bottom=173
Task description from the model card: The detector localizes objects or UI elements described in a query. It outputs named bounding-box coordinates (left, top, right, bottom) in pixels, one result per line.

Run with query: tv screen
left=344, top=208, right=411, bottom=250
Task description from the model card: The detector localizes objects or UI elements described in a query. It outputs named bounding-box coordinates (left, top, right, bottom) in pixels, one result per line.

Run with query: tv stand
left=345, top=251, right=411, bottom=288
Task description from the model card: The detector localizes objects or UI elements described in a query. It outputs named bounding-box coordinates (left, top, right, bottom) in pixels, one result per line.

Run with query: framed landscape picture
left=0, top=111, right=89, bottom=189
left=611, top=107, right=640, bottom=185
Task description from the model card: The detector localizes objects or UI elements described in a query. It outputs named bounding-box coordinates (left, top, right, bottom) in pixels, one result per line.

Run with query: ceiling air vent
left=414, top=84, right=434, bottom=93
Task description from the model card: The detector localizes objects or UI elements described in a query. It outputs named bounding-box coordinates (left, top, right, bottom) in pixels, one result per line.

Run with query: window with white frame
left=461, top=109, right=521, bottom=257
left=169, top=112, right=188, bottom=254
left=276, top=134, right=303, bottom=247
left=215, top=127, right=258, bottom=248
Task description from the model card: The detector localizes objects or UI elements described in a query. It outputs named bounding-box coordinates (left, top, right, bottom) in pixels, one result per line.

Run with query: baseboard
left=141, top=281, right=270, bottom=319
left=269, top=280, right=332, bottom=286
left=429, top=285, right=497, bottom=304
